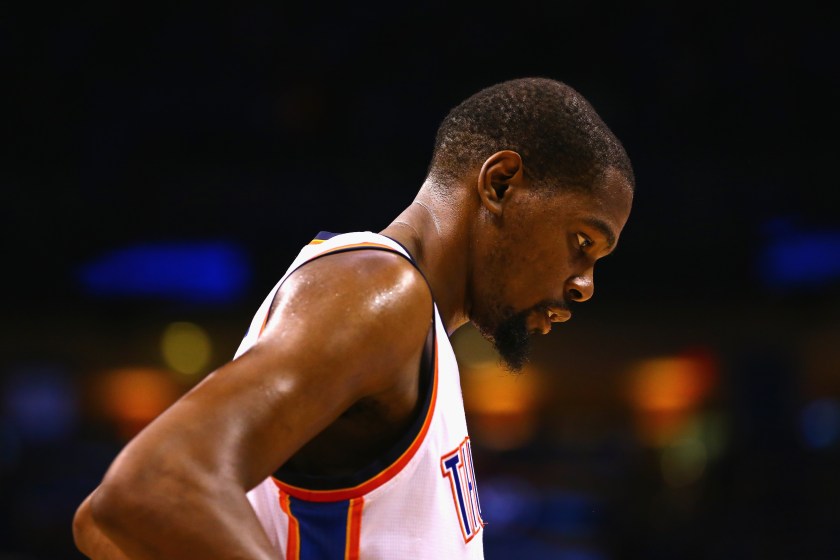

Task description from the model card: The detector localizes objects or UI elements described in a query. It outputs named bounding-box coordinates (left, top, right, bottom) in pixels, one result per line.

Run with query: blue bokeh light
left=760, top=224, right=840, bottom=290
left=78, top=241, right=251, bottom=304
left=801, top=398, right=840, bottom=449
left=2, top=364, right=78, bottom=445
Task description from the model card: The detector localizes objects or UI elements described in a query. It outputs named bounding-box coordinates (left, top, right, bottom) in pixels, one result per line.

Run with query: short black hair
left=428, top=77, right=634, bottom=192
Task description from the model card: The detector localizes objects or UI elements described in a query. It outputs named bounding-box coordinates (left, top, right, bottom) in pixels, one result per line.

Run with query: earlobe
left=476, top=150, right=524, bottom=217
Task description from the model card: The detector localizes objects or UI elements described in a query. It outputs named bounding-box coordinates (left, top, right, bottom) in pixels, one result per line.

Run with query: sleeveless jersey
left=237, top=231, right=485, bottom=559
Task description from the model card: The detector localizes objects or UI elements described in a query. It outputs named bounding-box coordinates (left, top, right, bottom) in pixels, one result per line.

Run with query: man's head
left=428, top=78, right=634, bottom=371
left=428, top=77, right=634, bottom=194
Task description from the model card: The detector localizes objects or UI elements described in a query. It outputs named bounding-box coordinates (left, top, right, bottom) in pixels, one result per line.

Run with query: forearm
left=91, top=468, right=277, bottom=560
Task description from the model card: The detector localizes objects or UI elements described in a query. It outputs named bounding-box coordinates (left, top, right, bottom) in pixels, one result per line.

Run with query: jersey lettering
left=440, top=437, right=484, bottom=542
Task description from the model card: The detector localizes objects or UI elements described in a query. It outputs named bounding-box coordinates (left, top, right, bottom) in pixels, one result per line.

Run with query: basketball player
left=73, top=77, right=634, bottom=559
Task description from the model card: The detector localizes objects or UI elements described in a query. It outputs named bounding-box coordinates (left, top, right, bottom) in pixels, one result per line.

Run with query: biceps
left=130, top=345, right=362, bottom=489
left=112, top=261, right=431, bottom=490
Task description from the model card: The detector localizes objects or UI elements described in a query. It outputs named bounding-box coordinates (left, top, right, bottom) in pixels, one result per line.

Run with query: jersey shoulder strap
left=235, top=230, right=432, bottom=357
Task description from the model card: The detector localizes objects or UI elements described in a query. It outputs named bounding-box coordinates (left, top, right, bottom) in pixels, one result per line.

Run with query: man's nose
left=565, top=271, right=594, bottom=302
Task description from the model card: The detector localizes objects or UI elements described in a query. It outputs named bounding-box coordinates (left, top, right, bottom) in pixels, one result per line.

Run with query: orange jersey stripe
left=311, top=241, right=398, bottom=252
left=278, top=490, right=301, bottom=560
left=344, top=497, right=364, bottom=560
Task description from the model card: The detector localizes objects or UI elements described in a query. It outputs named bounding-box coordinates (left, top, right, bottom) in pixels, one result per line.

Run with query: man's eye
left=576, top=233, right=592, bottom=249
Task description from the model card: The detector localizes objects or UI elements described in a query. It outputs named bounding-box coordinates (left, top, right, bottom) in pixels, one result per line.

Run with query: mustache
left=530, top=299, right=571, bottom=315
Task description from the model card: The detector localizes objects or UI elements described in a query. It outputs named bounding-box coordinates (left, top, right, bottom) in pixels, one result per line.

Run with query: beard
left=476, top=307, right=533, bottom=373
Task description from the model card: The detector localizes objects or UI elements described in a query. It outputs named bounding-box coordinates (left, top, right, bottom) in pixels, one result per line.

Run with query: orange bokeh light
left=95, top=367, right=182, bottom=440
left=462, top=362, right=544, bottom=450
left=625, top=350, right=718, bottom=447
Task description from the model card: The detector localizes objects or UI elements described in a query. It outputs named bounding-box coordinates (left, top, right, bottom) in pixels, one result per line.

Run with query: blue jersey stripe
left=289, top=496, right=351, bottom=559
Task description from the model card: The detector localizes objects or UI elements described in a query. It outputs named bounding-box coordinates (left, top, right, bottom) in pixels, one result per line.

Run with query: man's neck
left=379, top=183, right=472, bottom=335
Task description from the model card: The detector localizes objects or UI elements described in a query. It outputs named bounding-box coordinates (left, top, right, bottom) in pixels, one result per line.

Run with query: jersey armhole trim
left=268, top=238, right=438, bottom=502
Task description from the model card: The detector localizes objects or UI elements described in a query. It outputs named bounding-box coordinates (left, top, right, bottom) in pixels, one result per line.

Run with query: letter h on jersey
left=440, top=437, right=485, bottom=542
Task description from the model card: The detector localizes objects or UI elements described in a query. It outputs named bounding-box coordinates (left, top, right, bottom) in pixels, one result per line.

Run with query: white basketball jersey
left=237, top=231, right=485, bottom=559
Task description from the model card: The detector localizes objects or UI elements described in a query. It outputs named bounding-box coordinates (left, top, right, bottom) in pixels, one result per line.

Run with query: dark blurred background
left=3, top=3, right=840, bottom=559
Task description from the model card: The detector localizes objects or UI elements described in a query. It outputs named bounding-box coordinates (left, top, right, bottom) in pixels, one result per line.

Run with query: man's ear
left=476, top=150, right=524, bottom=216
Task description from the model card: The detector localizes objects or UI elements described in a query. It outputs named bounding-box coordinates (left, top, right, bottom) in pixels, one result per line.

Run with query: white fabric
left=240, top=232, right=484, bottom=559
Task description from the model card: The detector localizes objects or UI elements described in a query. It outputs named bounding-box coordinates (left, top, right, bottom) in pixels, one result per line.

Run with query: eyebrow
left=582, top=217, right=618, bottom=253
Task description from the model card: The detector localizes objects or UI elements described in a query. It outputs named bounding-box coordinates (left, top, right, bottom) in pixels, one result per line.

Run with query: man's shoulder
left=257, top=236, right=434, bottom=397
left=285, top=245, right=431, bottom=311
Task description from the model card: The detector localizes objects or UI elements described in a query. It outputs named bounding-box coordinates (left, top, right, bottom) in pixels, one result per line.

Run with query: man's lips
left=529, top=307, right=572, bottom=335
left=548, top=308, right=572, bottom=323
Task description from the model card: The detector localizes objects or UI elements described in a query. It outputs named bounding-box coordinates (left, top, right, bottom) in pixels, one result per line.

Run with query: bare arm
left=74, top=251, right=432, bottom=559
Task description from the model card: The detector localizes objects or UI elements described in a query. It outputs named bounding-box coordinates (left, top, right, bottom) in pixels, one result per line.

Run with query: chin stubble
left=483, top=308, right=533, bottom=373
